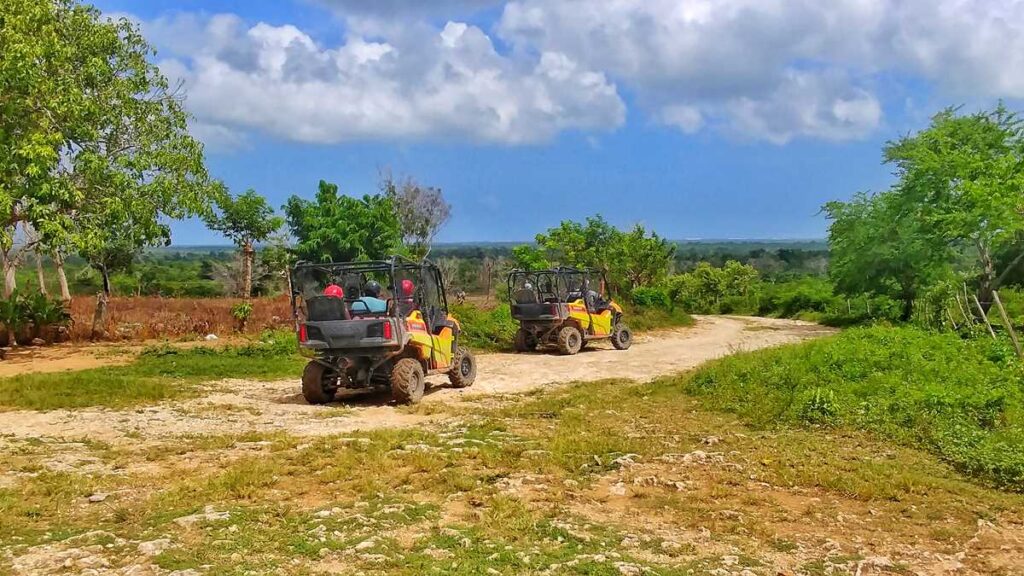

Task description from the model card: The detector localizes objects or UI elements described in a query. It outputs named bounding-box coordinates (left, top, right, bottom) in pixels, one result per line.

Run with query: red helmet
left=323, top=284, right=344, bottom=298
left=401, top=279, right=415, bottom=297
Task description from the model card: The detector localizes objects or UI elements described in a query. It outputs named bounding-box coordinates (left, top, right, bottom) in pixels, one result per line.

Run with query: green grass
left=0, top=331, right=306, bottom=411
left=3, top=374, right=1023, bottom=573
left=680, top=326, right=1024, bottom=490
left=623, top=304, right=693, bottom=331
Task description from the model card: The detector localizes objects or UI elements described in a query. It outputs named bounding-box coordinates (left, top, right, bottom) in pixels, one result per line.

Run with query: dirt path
left=0, top=316, right=833, bottom=443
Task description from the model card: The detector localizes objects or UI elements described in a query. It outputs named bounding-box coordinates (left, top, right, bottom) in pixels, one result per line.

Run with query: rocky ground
left=2, top=316, right=1022, bottom=575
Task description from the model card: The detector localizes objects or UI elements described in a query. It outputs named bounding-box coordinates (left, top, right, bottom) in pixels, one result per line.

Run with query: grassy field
left=2, top=374, right=1022, bottom=574
left=0, top=332, right=306, bottom=411
left=683, top=326, right=1024, bottom=491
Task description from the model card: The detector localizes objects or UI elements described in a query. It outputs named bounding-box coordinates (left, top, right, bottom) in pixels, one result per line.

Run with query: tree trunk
left=35, top=251, right=47, bottom=296
left=54, top=252, right=71, bottom=303
left=242, top=241, right=254, bottom=299
left=2, top=250, right=16, bottom=298
left=91, top=267, right=111, bottom=341
left=976, top=240, right=996, bottom=314
left=900, top=297, right=914, bottom=322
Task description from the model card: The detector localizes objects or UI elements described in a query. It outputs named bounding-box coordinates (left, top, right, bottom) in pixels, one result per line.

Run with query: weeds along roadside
left=680, top=325, right=1024, bottom=492
left=0, top=330, right=305, bottom=411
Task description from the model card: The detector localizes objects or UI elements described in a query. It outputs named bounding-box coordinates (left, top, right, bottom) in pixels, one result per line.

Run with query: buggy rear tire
left=448, top=346, right=477, bottom=388
left=557, top=326, right=583, bottom=355
left=514, top=328, right=537, bottom=352
left=611, top=323, right=633, bottom=350
left=391, top=358, right=425, bottom=404
left=302, top=361, right=337, bottom=405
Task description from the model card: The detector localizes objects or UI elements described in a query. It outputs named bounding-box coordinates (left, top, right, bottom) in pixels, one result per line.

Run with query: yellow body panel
left=566, top=299, right=618, bottom=337
left=404, top=310, right=456, bottom=369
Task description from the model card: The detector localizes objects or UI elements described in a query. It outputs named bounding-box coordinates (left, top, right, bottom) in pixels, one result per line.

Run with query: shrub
left=0, top=291, right=72, bottom=344
left=664, top=261, right=760, bottom=314
left=450, top=303, right=518, bottom=351
left=631, top=286, right=671, bottom=310
left=757, top=277, right=837, bottom=318
left=231, top=301, right=254, bottom=332
left=681, top=326, right=1024, bottom=491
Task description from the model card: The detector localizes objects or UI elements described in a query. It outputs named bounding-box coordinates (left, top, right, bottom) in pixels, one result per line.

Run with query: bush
left=631, top=286, right=671, bottom=310
left=0, top=291, right=72, bottom=344
left=450, top=303, right=518, bottom=351
left=757, top=277, right=837, bottom=318
left=664, top=261, right=760, bottom=314
left=625, top=305, right=694, bottom=332
left=680, top=326, right=1024, bottom=491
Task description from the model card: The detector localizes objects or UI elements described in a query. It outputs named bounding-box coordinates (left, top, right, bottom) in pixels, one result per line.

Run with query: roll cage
left=291, top=256, right=450, bottom=331
left=507, top=266, right=609, bottom=305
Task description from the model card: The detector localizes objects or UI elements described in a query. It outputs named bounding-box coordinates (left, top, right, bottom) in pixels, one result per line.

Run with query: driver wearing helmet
left=357, top=280, right=388, bottom=313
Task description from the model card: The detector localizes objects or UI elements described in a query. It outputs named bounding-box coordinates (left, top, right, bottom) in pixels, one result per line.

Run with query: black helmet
left=364, top=280, right=382, bottom=297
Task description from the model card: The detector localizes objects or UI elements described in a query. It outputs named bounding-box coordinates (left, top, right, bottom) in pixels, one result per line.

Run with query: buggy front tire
left=448, top=346, right=477, bottom=388
left=391, top=358, right=426, bottom=404
left=557, top=326, right=583, bottom=355
left=611, top=324, right=633, bottom=350
left=514, top=328, right=537, bottom=352
left=302, top=361, right=337, bottom=405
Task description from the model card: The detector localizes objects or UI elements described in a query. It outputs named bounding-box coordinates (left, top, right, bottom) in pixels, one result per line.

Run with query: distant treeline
left=20, top=240, right=829, bottom=299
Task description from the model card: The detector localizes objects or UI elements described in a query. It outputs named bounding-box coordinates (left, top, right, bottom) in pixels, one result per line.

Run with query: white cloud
left=497, top=0, right=1024, bottom=142
left=134, top=0, right=1024, bottom=146
left=143, top=13, right=624, bottom=146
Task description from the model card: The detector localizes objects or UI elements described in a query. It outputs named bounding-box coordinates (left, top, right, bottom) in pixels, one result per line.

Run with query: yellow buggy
left=508, top=267, right=632, bottom=355
left=291, top=257, right=476, bottom=405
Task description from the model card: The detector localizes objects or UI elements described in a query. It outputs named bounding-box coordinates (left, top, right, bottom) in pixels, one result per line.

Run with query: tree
left=825, top=191, right=953, bottom=320
left=284, top=180, right=402, bottom=263
left=2, top=1, right=216, bottom=335
left=883, top=105, right=1024, bottom=310
left=536, top=215, right=620, bottom=273
left=259, top=232, right=296, bottom=296
left=79, top=227, right=145, bottom=339
left=205, top=188, right=283, bottom=298
left=0, top=0, right=94, bottom=277
left=510, top=245, right=550, bottom=271
left=381, top=173, right=451, bottom=260
left=611, top=224, right=676, bottom=292
left=534, top=215, right=675, bottom=294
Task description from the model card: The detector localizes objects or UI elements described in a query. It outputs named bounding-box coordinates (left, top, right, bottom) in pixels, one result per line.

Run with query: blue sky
left=93, top=0, right=1023, bottom=244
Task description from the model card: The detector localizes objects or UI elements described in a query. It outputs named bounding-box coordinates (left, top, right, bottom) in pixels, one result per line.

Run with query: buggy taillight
left=299, top=324, right=308, bottom=342
left=383, top=321, right=393, bottom=340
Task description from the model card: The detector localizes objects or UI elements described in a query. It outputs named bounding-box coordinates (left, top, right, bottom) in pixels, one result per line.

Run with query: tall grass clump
left=450, top=303, right=518, bottom=351
left=0, top=330, right=305, bottom=411
left=679, top=326, right=1024, bottom=490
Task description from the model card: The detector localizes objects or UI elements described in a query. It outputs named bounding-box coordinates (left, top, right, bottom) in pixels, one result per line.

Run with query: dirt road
left=0, top=316, right=832, bottom=443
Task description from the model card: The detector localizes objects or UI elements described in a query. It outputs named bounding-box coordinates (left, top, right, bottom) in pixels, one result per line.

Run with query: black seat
left=307, top=296, right=348, bottom=321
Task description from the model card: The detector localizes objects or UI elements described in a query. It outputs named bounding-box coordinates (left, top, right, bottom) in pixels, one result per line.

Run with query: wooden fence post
left=992, top=290, right=1023, bottom=359
left=972, top=294, right=997, bottom=340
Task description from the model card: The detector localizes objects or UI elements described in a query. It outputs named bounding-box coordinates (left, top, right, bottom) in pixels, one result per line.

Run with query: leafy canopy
left=284, top=180, right=402, bottom=263
left=2, top=0, right=216, bottom=284
left=206, top=188, right=284, bottom=248
left=824, top=190, right=953, bottom=319
left=528, top=215, right=676, bottom=294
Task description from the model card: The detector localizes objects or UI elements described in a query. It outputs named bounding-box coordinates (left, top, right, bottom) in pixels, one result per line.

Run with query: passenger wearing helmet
left=357, top=280, right=388, bottom=313
left=398, top=279, right=417, bottom=315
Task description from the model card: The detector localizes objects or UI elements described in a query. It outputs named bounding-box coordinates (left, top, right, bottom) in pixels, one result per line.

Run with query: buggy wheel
left=391, top=358, right=425, bottom=404
left=448, top=346, right=477, bottom=388
left=514, top=328, right=537, bottom=352
left=611, top=323, right=633, bottom=350
left=302, top=361, right=337, bottom=405
left=557, top=326, right=583, bottom=355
